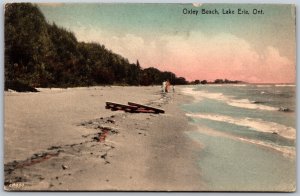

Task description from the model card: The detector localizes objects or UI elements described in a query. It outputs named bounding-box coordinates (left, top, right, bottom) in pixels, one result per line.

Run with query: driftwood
left=105, top=102, right=164, bottom=114
left=128, top=102, right=165, bottom=114
left=105, top=102, right=138, bottom=113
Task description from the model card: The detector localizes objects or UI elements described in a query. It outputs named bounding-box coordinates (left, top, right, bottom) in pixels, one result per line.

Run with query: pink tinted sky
left=39, top=4, right=296, bottom=83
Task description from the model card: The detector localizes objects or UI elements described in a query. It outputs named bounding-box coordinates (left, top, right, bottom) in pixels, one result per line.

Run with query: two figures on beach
left=162, top=80, right=174, bottom=93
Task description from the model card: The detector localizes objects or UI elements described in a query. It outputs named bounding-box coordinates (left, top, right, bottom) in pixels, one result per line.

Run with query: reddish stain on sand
left=99, top=129, right=109, bottom=142
left=16, top=152, right=59, bottom=168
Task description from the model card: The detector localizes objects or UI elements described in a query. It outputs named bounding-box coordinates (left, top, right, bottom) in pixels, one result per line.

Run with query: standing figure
left=162, top=81, right=166, bottom=93
left=165, top=80, right=170, bottom=93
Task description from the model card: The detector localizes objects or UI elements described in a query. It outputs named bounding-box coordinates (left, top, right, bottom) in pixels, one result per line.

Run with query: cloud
left=259, top=46, right=295, bottom=83
left=192, top=3, right=203, bottom=7
left=74, top=27, right=295, bottom=83
left=37, top=3, right=65, bottom=7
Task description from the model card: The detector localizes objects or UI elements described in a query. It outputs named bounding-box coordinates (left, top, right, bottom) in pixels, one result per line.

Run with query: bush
left=5, top=80, right=39, bottom=92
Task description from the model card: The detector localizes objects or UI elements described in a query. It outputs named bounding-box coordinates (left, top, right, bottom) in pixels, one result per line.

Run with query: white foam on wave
left=256, top=84, right=295, bottom=87
left=238, top=137, right=296, bottom=158
left=181, top=88, right=278, bottom=111
left=226, top=98, right=277, bottom=111
left=208, top=84, right=223, bottom=87
left=192, top=125, right=295, bottom=158
left=181, top=87, right=204, bottom=101
left=187, top=113, right=296, bottom=140
left=232, top=84, right=247, bottom=87
left=275, top=84, right=295, bottom=87
left=256, top=85, right=272, bottom=87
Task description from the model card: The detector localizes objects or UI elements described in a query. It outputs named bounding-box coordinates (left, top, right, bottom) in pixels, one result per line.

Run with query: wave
left=256, top=85, right=272, bottom=87
left=192, top=125, right=295, bottom=158
left=181, top=88, right=278, bottom=111
left=231, top=84, right=248, bottom=87
left=255, top=84, right=295, bottom=87
left=181, top=87, right=204, bottom=101
left=275, top=84, right=295, bottom=87
left=226, top=98, right=277, bottom=111
left=186, top=113, right=296, bottom=140
left=238, top=137, right=295, bottom=158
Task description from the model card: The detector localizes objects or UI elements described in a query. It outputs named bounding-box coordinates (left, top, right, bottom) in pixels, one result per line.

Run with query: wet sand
left=4, top=86, right=203, bottom=191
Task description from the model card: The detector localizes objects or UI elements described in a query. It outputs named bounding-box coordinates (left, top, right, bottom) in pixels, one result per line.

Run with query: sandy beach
left=4, top=86, right=203, bottom=191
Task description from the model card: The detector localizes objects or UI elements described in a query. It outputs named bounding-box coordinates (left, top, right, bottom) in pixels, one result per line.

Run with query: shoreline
left=4, top=86, right=204, bottom=191
left=180, top=85, right=296, bottom=192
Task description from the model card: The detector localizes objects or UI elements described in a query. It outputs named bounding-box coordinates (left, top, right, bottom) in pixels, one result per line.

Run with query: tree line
left=5, top=3, right=188, bottom=91
left=190, top=79, right=243, bottom=85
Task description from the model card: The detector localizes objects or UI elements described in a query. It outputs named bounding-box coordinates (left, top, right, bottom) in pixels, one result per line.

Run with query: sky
left=38, top=3, right=296, bottom=83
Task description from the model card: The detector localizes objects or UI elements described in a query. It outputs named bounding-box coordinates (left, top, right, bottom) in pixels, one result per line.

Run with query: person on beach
left=162, top=81, right=166, bottom=93
left=165, top=80, right=170, bottom=93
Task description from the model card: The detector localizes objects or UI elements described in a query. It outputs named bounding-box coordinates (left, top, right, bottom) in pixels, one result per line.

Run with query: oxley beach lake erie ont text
left=183, top=8, right=264, bottom=15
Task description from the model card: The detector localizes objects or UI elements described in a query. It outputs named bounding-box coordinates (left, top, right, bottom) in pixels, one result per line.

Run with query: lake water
left=181, top=84, right=296, bottom=191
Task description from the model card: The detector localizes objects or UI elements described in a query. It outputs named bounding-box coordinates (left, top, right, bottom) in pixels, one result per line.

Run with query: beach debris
left=105, top=101, right=165, bottom=114
left=99, top=131, right=108, bottom=142
left=279, top=107, right=292, bottom=112
left=106, top=119, right=115, bottom=124
left=80, top=118, right=118, bottom=142
left=252, top=100, right=265, bottom=104
left=48, top=146, right=61, bottom=150
left=93, top=128, right=111, bottom=142
left=104, top=143, right=115, bottom=149
left=105, top=102, right=137, bottom=112
left=128, top=102, right=165, bottom=113
left=25, top=152, right=60, bottom=167
left=5, top=122, right=119, bottom=189
left=92, top=136, right=100, bottom=142
left=4, top=151, right=61, bottom=185
left=100, top=153, right=107, bottom=159
left=100, top=152, right=110, bottom=164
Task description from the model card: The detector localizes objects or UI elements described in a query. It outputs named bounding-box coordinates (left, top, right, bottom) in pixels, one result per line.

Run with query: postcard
left=4, top=3, right=296, bottom=191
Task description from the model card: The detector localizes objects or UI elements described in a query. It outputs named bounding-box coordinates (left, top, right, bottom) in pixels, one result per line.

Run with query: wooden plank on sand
left=128, top=102, right=165, bottom=114
left=106, top=102, right=138, bottom=112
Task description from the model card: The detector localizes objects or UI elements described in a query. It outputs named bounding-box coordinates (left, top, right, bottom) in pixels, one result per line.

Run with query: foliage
left=5, top=3, right=188, bottom=91
left=213, top=79, right=242, bottom=84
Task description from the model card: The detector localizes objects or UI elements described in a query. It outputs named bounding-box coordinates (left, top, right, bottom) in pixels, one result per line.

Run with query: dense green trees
left=213, top=79, right=242, bottom=84
left=5, top=3, right=188, bottom=91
